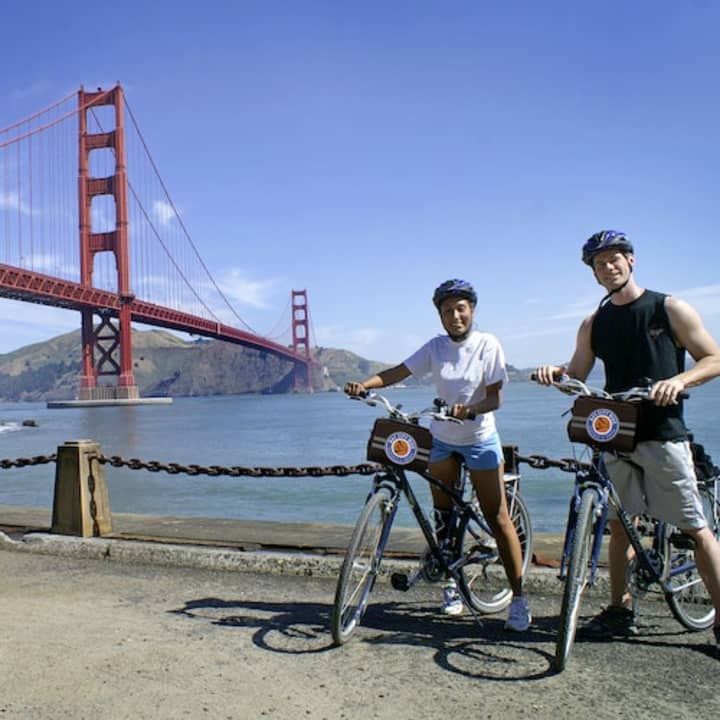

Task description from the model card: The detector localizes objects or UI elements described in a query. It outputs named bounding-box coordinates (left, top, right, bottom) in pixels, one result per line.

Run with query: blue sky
left=2, top=1, right=720, bottom=369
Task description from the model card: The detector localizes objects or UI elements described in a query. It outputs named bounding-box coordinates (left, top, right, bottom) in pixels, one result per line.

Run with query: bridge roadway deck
left=0, top=503, right=595, bottom=597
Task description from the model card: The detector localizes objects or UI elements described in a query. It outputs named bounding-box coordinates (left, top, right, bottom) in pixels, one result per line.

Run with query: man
left=536, top=230, right=720, bottom=653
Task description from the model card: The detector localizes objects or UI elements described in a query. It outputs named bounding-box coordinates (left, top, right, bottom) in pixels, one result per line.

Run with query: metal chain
left=95, top=454, right=383, bottom=478
left=0, top=450, right=590, bottom=477
left=516, top=453, right=591, bottom=473
left=0, top=454, right=57, bottom=469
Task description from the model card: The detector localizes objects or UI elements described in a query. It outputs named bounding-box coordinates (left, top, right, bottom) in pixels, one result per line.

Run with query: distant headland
left=0, top=328, right=538, bottom=402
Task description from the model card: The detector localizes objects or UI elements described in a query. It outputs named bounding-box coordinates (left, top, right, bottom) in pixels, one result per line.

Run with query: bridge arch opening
left=90, top=195, right=116, bottom=235
left=88, top=147, right=116, bottom=181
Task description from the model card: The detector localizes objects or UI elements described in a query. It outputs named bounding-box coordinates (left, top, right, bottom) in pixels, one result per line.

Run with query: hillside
left=0, top=329, right=395, bottom=401
left=0, top=329, right=530, bottom=401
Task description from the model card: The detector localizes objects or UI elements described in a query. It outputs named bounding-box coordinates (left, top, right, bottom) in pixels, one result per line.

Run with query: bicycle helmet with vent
left=432, top=279, right=477, bottom=310
left=582, top=230, right=634, bottom=266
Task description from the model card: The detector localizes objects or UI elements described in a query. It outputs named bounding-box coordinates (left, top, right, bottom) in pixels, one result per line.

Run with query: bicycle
left=533, top=374, right=720, bottom=671
left=331, top=391, right=533, bottom=646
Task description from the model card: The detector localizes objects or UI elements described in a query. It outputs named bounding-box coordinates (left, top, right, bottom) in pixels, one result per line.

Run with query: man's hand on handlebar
left=650, top=378, right=686, bottom=407
left=533, top=365, right=567, bottom=385
left=344, top=382, right=368, bottom=398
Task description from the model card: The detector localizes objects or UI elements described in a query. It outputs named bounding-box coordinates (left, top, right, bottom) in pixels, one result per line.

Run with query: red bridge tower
left=291, top=289, right=313, bottom=392
left=77, top=85, right=138, bottom=401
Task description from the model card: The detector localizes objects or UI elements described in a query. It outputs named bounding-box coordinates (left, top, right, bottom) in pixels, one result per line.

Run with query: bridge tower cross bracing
left=291, top=289, right=313, bottom=392
left=77, top=84, right=139, bottom=401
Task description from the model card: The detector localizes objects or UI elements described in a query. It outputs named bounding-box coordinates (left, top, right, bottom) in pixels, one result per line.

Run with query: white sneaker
left=441, top=580, right=465, bottom=616
left=505, top=595, right=532, bottom=631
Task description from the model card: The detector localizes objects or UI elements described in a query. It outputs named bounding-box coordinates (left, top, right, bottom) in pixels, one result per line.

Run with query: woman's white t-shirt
left=402, top=330, right=508, bottom=445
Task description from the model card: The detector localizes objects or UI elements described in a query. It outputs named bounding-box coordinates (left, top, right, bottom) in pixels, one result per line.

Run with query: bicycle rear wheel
left=555, top=488, right=596, bottom=672
left=331, top=488, right=394, bottom=645
left=664, top=486, right=719, bottom=631
left=457, top=484, right=534, bottom=614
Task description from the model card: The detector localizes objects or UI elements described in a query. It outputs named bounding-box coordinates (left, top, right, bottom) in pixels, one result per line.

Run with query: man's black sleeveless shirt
left=590, top=289, right=687, bottom=441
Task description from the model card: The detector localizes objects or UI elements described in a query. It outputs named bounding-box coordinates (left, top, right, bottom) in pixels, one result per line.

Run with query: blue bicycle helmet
left=582, top=230, right=634, bottom=266
left=432, top=279, right=478, bottom=310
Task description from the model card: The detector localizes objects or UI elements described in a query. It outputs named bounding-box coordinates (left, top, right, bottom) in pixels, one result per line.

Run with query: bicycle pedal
left=390, top=572, right=411, bottom=592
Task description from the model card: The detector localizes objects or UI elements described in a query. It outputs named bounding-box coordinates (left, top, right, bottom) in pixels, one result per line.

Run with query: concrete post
left=51, top=440, right=112, bottom=537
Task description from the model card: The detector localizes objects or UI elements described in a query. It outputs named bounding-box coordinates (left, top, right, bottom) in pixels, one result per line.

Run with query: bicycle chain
left=516, top=453, right=591, bottom=473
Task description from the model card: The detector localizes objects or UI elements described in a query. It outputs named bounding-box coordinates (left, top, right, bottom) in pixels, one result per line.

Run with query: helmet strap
left=594, top=253, right=633, bottom=308
left=597, top=274, right=631, bottom=309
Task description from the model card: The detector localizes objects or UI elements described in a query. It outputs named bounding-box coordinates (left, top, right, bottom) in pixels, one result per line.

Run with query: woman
left=345, top=279, right=531, bottom=631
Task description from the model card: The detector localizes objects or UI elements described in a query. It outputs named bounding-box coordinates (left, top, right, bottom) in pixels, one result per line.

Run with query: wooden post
left=51, top=440, right=112, bottom=537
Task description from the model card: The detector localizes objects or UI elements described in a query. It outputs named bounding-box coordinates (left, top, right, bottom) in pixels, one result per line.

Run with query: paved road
left=1, top=549, right=718, bottom=720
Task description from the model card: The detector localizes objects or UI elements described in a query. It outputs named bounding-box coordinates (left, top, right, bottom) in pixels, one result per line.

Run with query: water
left=1, top=381, right=719, bottom=533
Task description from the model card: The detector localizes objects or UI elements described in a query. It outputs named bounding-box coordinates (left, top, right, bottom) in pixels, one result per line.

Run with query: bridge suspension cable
left=122, top=97, right=260, bottom=336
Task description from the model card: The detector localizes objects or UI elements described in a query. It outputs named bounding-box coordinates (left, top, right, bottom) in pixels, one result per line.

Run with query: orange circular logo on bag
left=586, top=408, right=620, bottom=443
left=385, top=431, right=418, bottom=465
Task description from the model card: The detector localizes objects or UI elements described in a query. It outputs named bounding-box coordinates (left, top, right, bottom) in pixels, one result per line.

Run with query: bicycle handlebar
left=347, top=391, right=463, bottom=424
left=529, top=373, right=689, bottom=402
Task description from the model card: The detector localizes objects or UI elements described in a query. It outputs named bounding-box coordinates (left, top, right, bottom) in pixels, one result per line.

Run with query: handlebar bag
left=567, top=396, right=639, bottom=452
left=367, top=418, right=433, bottom=473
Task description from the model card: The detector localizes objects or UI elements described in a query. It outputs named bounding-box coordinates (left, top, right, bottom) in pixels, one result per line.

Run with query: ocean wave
left=0, top=422, right=22, bottom=434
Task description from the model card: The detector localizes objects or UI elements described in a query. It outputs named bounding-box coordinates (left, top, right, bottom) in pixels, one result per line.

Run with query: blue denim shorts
left=429, top=433, right=504, bottom=471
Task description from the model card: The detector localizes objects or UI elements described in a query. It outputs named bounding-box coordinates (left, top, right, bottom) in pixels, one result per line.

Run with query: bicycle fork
left=559, top=477, right=608, bottom=587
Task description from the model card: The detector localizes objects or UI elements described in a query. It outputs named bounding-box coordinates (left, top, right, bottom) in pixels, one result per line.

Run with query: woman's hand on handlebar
left=533, top=365, right=567, bottom=385
left=447, top=403, right=476, bottom=421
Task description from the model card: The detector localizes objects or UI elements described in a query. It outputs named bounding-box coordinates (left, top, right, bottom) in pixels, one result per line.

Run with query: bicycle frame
left=368, top=462, right=500, bottom=590
left=560, top=449, right=697, bottom=598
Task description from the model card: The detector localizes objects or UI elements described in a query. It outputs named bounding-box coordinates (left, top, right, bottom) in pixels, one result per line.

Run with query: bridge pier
left=78, top=385, right=140, bottom=401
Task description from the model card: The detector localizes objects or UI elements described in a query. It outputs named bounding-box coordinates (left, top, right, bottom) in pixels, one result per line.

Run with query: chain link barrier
left=0, top=450, right=589, bottom=478
left=95, top=454, right=384, bottom=478
left=0, top=454, right=57, bottom=470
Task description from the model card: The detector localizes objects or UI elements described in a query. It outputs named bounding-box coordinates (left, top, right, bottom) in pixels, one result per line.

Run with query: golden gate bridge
left=0, top=84, right=314, bottom=401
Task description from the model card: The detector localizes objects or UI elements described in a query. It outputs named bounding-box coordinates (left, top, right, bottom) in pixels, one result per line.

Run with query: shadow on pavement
left=170, top=596, right=558, bottom=679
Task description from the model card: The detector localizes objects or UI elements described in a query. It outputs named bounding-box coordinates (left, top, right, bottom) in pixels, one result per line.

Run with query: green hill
left=0, top=329, right=529, bottom=401
left=0, top=330, right=394, bottom=401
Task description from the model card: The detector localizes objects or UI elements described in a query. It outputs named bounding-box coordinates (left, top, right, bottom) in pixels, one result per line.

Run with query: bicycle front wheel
left=457, top=485, right=534, bottom=614
left=331, top=488, right=394, bottom=645
left=555, top=488, right=596, bottom=672
left=664, top=486, right=719, bottom=631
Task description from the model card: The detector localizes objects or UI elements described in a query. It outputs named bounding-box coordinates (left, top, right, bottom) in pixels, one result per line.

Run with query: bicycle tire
left=457, top=484, right=534, bottom=614
left=664, top=486, right=719, bottom=631
left=555, top=488, right=596, bottom=672
left=331, top=488, right=394, bottom=645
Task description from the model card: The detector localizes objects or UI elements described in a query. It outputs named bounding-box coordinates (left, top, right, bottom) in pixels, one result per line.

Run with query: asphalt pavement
left=1, top=544, right=718, bottom=720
